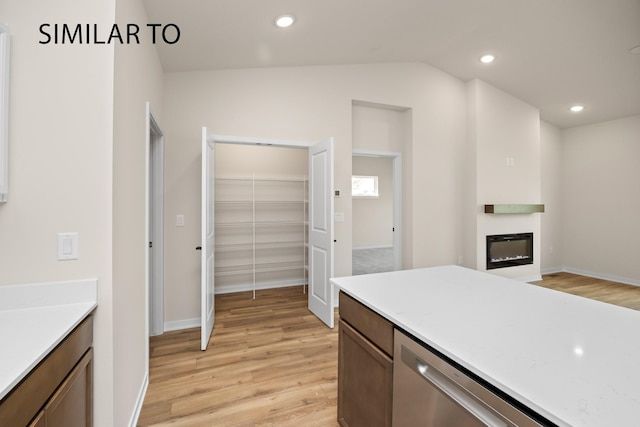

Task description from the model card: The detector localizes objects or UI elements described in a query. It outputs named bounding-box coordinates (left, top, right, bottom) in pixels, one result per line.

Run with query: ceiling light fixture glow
left=275, top=15, right=295, bottom=28
left=480, top=54, right=496, bottom=64
left=570, top=105, right=585, bottom=113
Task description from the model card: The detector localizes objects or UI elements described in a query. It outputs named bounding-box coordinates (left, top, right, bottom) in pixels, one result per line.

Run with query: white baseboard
left=520, top=275, right=543, bottom=283
left=538, top=266, right=640, bottom=287
left=164, top=317, right=199, bottom=332
left=352, top=245, right=393, bottom=250
left=128, top=373, right=148, bottom=427
left=561, top=267, right=640, bottom=287
left=540, top=266, right=564, bottom=275
left=215, top=280, right=306, bottom=295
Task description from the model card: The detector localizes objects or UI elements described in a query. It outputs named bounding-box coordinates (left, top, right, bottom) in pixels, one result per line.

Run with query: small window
left=352, top=175, right=378, bottom=197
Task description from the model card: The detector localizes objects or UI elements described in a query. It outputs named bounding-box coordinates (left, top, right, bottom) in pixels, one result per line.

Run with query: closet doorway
left=214, top=143, right=309, bottom=296
left=200, top=133, right=336, bottom=333
left=351, top=150, right=402, bottom=275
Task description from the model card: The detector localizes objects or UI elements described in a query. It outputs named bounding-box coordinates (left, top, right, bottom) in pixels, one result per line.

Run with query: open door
left=201, top=127, right=215, bottom=350
left=308, top=138, right=335, bottom=328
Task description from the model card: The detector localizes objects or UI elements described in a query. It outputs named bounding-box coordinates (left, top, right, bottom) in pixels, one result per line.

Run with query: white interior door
left=308, top=138, right=335, bottom=328
left=201, top=127, right=215, bottom=350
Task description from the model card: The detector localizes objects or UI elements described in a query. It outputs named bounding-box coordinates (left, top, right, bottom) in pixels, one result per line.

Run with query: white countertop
left=0, top=279, right=97, bottom=400
left=330, top=265, right=640, bottom=427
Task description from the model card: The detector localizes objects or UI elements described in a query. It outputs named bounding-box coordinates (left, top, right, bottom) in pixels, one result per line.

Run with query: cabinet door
left=45, top=348, right=93, bottom=427
left=338, top=320, right=392, bottom=427
left=28, top=411, right=45, bottom=427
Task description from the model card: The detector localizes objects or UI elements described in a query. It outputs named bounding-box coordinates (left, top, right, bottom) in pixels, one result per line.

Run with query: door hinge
left=149, top=241, right=153, bottom=248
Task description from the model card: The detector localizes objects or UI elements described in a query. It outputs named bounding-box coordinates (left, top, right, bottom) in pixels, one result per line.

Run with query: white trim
left=352, top=149, right=403, bottom=271
left=538, top=266, right=639, bottom=287
left=352, top=245, right=393, bottom=251
left=352, top=149, right=402, bottom=158
left=146, top=103, right=165, bottom=339
left=209, top=133, right=313, bottom=149
left=215, top=280, right=306, bottom=295
left=0, top=23, right=10, bottom=203
left=351, top=175, right=379, bottom=197
left=165, top=317, right=200, bottom=332
left=540, top=267, right=564, bottom=275
left=206, top=132, right=336, bottom=322
left=128, top=373, right=148, bottom=427
left=562, top=267, right=640, bottom=288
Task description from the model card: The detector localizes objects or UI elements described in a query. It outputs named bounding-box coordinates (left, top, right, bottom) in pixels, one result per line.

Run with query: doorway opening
left=199, top=133, right=335, bottom=347
left=146, top=103, right=164, bottom=338
left=214, top=143, right=309, bottom=296
left=351, top=150, right=402, bottom=274
left=351, top=100, right=409, bottom=275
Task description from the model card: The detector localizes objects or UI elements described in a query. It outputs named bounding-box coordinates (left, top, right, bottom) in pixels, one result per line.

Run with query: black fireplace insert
left=486, top=232, right=533, bottom=270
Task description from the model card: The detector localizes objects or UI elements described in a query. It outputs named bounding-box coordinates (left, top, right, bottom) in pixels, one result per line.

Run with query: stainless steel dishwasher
left=392, top=329, right=551, bottom=427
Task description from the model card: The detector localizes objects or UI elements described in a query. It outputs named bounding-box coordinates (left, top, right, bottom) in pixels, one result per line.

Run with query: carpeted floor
left=352, top=247, right=394, bottom=275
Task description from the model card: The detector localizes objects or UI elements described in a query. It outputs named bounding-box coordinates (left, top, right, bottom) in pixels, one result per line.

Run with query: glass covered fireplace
left=486, top=232, right=533, bottom=270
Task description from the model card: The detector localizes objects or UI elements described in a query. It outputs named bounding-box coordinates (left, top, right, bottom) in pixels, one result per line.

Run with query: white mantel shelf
left=330, top=265, right=640, bottom=427
left=0, top=279, right=97, bottom=400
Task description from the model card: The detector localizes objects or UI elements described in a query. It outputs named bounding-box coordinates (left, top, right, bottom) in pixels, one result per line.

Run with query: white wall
left=0, top=1, right=164, bottom=425
left=561, top=115, right=640, bottom=284
left=113, top=0, right=164, bottom=424
left=467, top=79, right=542, bottom=281
left=162, top=62, right=467, bottom=325
left=215, top=143, right=308, bottom=177
left=352, top=156, right=393, bottom=248
left=351, top=103, right=407, bottom=256
left=0, top=0, right=115, bottom=425
left=540, top=121, right=564, bottom=272
left=352, top=102, right=408, bottom=152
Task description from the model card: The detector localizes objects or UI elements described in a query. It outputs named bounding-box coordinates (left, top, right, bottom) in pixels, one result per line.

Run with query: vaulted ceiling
left=143, top=0, right=640, bottom=128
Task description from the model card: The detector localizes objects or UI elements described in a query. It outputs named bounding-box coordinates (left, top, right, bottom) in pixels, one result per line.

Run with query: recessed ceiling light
left=275, top=15, right=295, bottom=28
left=570, top=105, right=584, bottom=113
left=480, top=54, right=496, bottom=64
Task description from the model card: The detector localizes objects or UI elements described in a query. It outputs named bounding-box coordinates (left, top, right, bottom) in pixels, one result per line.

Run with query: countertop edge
left=0, top=279, right=98, bottom=401
left=330, top=267, right=579, bottom=426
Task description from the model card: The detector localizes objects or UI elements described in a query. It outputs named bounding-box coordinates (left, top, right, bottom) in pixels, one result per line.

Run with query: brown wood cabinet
left=338, top=292, right=393, bottom=427
left=0, top=315, right=94, bottom=427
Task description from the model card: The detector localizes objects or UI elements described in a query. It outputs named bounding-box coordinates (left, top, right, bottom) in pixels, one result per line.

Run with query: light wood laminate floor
left=138, top=273, right=640, bottom=426
left=138, top=286, right=340, bottom=426
left=535, top=272, right=640, bottom=310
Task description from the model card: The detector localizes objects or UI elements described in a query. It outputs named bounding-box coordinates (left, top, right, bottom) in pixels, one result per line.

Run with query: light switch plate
left=57, top=232, right=78, bottom=260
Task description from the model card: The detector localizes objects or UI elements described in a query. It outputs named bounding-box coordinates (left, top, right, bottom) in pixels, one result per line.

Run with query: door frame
left=146, top=102, right=165, bottom=339
left=207, top=134, right=335, bottom=324
left=352, top=149, right=402, bottom=271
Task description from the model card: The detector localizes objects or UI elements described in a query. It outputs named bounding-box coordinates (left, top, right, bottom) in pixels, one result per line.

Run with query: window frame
left=351, top=175, right=379, bottom=198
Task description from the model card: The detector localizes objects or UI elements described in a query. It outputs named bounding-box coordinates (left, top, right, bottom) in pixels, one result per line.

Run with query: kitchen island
left=330, top=265, right=640, bottom=427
